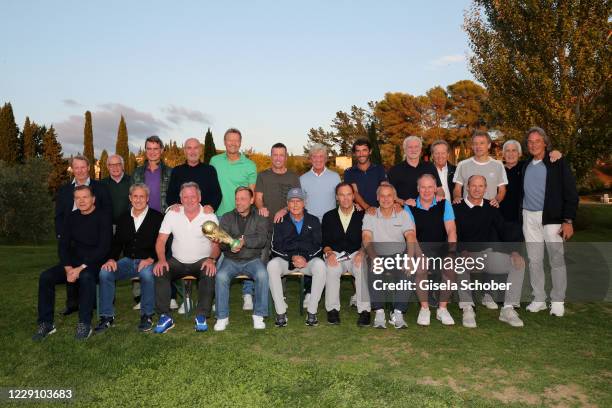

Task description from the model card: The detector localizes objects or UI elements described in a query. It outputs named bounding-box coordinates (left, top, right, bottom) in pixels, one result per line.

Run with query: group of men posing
left=33, top=126, right=578, bottom=340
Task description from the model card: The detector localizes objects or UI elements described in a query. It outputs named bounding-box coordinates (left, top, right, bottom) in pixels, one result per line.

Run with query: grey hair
left=308, top=143, right=328, bottom=157
left=129, top=183, right=150, bottom=197
left=403, top=135, right=423, bottom=151
left=502, top=139, right=522, bottom=156
left=107, top=153, right=124, bottom=167
left=525, top=126, right=550, bottom=146
left=180, top=181, right=201, bottom=196
left=430, top=139, right=450, bottom=154
left=376, top=181, right=397, bottom=198
left=417, top=173, right=437, bottom=186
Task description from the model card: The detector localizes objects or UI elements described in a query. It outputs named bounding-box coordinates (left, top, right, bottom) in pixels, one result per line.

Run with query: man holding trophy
left=205, top=186, right=269, bottom=331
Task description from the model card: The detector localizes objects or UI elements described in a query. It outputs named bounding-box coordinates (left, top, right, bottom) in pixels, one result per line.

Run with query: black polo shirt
left=343, top=163, right=387, bottom=207
left=388, top=160, right=442, bottom=200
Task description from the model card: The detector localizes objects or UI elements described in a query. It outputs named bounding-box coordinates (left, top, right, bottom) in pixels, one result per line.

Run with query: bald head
left=184, top=138, right=202, bottom=165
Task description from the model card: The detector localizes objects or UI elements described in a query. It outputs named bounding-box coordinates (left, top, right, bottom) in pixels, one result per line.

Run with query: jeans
left=215, top=258, right=269, bottom=319
left=38, top=264, right=100, bottom=325
left=99, top=257, right=154, bottom=317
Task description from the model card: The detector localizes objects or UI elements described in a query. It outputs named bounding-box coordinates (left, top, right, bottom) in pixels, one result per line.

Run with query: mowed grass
left=1, top=205, right=611, bottom=407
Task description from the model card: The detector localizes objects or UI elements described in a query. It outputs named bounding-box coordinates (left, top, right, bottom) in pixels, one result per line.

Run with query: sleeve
left=362, top=214, right=374, bottom=232
left=255, top=172, right=264, bottom=193
left=54, top=187, right=66, bottom=238
left=204, top=166, right=223, bottom=211
left=401, top=211, right=415, bottom=232
left=343, top=169, right=354, bottom=184
left=443, top=200, right=455, bottom=221
left=218, top=213, right=233, bottom=251
left=247, top=161, right=257, bottom=185
left=561, top=159, right=578, bottom=220
left=304, top=218, right=322, bottom=260
left=165, top=170, right=180, bottom=207
left=87, top=211, right=113, bottom=265
left=404, top=206, right=415, bottom=223
left=294, top=173, right=301, bottom=188
left=453, top=161, right=464, bottom=185
left=58, top=213, right=72, bottom=267
left=379, top=167, right=388, bottom=183
left=109, top=218, right=123, bottom=260
left=270, top=223, right=290, bottom=261
left=497, top=162, right=509, bottom=186
left=243, top=216, right=269, bottom=250
left=321, top=212, right=332, bottom=249
left=159, top=212, right=174, bottom=235
left=430, top=163, right=442, bottom=187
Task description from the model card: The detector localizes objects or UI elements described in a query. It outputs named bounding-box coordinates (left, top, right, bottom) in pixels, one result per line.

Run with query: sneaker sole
left=154, top=323, right=175, bottom=334
left=462, top=322, right=477, bottom=328
left=482, top=303, right=499, bottom=310
left=436, top=317, right=455, bottom=326
left=499, top=316, right=524, bottom=327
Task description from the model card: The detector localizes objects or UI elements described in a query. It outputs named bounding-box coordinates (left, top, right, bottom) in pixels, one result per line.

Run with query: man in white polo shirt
left=153, top=182, right=220, bottom=333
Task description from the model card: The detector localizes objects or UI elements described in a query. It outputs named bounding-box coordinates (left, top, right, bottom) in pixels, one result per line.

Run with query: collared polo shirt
left=210, top=153, right=257, bottom=217
left=159, top=206, right=218, bottom=264
left=343, top=163, right=387, bottom=207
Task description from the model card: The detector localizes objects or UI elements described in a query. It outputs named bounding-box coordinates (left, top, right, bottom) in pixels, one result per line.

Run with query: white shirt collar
left=465, top=198, right=484, bottom=208
left=110, top=173, right=125, bottom=183
left=131, top=206, right=149, bottom=219
left=311, top=167, right=327, bottom=177
left=471, top=156, right=493, bottom=165
left=72, top=177, right=91, bottom=186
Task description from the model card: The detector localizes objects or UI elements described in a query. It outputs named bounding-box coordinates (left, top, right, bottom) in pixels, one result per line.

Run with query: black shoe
left=32, top=322, right=56, bottom=341
left=94, top=316, right=114, bottom=333
left=134, top=296, right=141, bottom=304
left=305, top=312, right=319, bottom=327
left=327, top=309, right=340, bottom=325
left=357, top=311, right=371, bottom=327
left=61, top=306, right=78, bottom=316
left=138, top=315, right=153, bottom=332
left=275, top=313, right=288, bottom=328
left=75, top=322, right=92, bottom=340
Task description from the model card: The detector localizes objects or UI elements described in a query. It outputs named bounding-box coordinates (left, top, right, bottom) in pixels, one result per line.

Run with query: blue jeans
left=218, top=253, right=253, bottom=296
left=99, top=257, right=154, bottom=317
left=215, top=258, right=269, bottom=319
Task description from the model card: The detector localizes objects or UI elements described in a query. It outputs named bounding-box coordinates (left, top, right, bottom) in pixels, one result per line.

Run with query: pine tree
left=394, top=144, right=403, bottom=165
left=202, top=128, right=217, bottom=164
left=367, top=122, right=382, bottom=165
left=83, top=110, right=95, bottom=178
left=99, top=150, right=109, bottom=179
left=42, top=126, right=69, bottom=196
left=21, top=116, right=36, bottom=161
left=115, top=115, right=129, bottom=165
left=0, top=103, right=20, bottom=165
left=32, top=124, right=46, bottom=157
left=127, top=152, right=137, bottom=175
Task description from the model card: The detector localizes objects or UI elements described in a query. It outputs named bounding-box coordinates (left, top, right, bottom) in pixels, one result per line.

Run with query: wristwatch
left=206, top=257, right=217, bottom=264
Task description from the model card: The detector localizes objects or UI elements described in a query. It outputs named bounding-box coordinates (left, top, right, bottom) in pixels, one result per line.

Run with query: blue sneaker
left=194, top=315, right=208, bottom=332
left=153, top=314, right=174, bottom=334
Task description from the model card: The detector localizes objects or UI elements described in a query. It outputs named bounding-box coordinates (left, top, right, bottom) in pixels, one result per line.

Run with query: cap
left=287, top=187, right=305, bottom=201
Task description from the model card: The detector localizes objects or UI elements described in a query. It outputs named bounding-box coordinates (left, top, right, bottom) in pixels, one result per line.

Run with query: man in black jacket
left=213, top=187, right=269, bottom=331
left=94, top=183, right=163, bottom=333
left=268, top=187, right=325, bottom=327
left=430, top=139, right=456, bottom=201
left=33, top=185, right=112, bottom=341
left=322, top=182, right=369, bottom=326
left=521, top=127, right=578, bottom=317
left=55, top=155, right=111, bottom=316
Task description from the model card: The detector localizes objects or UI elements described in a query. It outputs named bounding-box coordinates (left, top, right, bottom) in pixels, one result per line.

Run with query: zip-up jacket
left=271, top=211, right=322, bottom=264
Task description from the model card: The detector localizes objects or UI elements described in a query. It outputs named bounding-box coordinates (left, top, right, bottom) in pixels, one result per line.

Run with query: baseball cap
left=287, top=187, right=306, bottom=201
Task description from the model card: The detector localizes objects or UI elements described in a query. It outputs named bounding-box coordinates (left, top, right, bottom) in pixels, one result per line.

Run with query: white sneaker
left=373, top=310, right=386, bottom=329
left=390, top=309, right=407, bottom=329
left=170, top=299, right=179, bottom=310
left=243, top=294, right=254, bottom=311
left=303, top=293, right=311, bottom=309
left=499, top=306, right=524, bottom=327
left=417, top=308, right=431, bottom=326
left=252, top=315, right=266, bottom=330
left=349, top=294, right=357, bottom=307
left=214, top=318, right=229, bottom=331
left=481, top=293, right=499, bottom=310
left=436, top=308, right=455, bottom=325
left=177, top=302, right=186, bottom=315
left=462, top=306, right=477, bottom=328
left=550, top=302, right=565, bottom=317
left=526, top=301, right=547, bottom=313
left=132, top=302, right=141, bottom=310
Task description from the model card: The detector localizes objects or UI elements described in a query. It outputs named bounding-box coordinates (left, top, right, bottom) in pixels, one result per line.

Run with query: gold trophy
left=201, top=221, right=241, bottom=249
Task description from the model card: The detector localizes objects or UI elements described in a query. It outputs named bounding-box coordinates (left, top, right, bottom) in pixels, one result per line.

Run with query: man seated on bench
left=322, top=182, right=370, bottom=326
left=267, top=187, right=325, bottom=327
left=153, top=182, right=220, bottom=333
left=212, top=186, right=269, bottom=331
left=95, top=183, right=163, bottom=334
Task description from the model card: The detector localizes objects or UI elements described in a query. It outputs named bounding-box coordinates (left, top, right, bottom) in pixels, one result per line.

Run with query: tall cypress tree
left=83, top=110, right=95, bottom=178
left=115, top=115, right=129, bottom=165
left=127, top=152, right=137, bottom=175
left=42, top=125, right=69, bottom=196
left=367, top=122, right=382, bottom=165
left=203, top=127, right=217, bottom=164
left=99, top=150, right=109, bottom=179
left=32, top=123, right=46, bottom=157
left=0, top=103, right=20, bottom=165
left=393, top=144, right=403, bottom=165
left=22, top=116, right=36, bottom=161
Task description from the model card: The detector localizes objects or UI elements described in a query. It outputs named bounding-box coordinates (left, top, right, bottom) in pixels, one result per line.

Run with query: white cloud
left=62, top=99, right=82, bottom=107
left=163, top=104, right=212, bottom=125
left=430, top=54, right=466, bottom=67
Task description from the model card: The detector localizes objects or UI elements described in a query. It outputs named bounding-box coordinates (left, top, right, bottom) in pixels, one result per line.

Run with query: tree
left=331, top=106, right=370, bottom=156
left=0, top=102, right=20, bottom=165
left=446, top=80, right=489, bottom=150
left=422, top=86, right=451, bottom=143
left=127, top=152, right=137, bottom=175
left=202, top=127, right=217, bottom=164
left=115, top=115, right=129, bottom=165
left=465, top=0, right=612, bottom=182
left=393, top=144, right=403, bottom=165
left=99, top=150, right=109, bottom=179
left=42, top=126, right=69, bottom=196
left=304, top=127, right=338, bottom=156
left=83, top=111, right=95, bottom=178
left=367, top=121, right=382, bottom=165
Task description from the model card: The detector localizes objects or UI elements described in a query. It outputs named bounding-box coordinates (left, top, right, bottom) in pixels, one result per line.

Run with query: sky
left=1, top=0, right=475, bottom=156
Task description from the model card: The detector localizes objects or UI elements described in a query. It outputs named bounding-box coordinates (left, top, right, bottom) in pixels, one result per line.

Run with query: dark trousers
left=155, top=257, right=215, bottom=317
left=38, top=264, right=99, bottom=325
left=66, top=282, right=79, bottom=309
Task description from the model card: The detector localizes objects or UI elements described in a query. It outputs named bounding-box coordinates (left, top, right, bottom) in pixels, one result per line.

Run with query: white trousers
left=325, top=251, right=371, bottom=313
left=267, top=257, right=326, bottom=315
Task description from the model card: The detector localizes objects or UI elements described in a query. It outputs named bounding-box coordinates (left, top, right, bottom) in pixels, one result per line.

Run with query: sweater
left=109, top=208, right=164, bottom=261
left=166, top=162, right=222, bottom=210
left=59, top=207, right=112, bottom=267
left=321, top=208, right=364, bottom=254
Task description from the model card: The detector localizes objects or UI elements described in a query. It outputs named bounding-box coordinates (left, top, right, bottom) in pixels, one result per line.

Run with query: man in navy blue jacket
left=267, top=188, right=325, bottom=327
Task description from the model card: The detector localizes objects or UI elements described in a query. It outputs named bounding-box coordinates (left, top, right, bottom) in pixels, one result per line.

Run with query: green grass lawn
left=1, top=205, right=611, bottom=407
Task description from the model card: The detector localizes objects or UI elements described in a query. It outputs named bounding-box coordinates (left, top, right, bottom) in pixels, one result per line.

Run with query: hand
left=102, top=259, right=117, bottom=272
left=435, top=191, right=446, bottom=201
left=66, top=266, right=83, bottom=283
left=201, top=258, right=217, bottom=276
left=452, top=196, right=463, bottom=204
left=169, top=204, right=181, bottom=213
left=292, top=255, right=307, bottom=269
left=510, top=252, right=525, bottom=270
left=274, top=208, right=288, bottom=223
left=153, top=261, right=169, bottom=276
left=138, top=258, right=154, bottom=272
left=258, top=207, right=269, bottom=217
left=202, top=205, right=214, bottom=214
left=230, top=237, right=245, bottom=253
left=489, top=198, right=500, bottom=208
left=355, top=203, right=364, bottom=212
left=353, top=251, right=363, bottom=267
left=325, top=252, right=338, bottom=267
left=403, top=199, right=416, bottom=207
left=560, top=223, right=574, bottom=241
left=366, top=206, right=377, bottom=216
left=549, top=150, right=562, bottom=162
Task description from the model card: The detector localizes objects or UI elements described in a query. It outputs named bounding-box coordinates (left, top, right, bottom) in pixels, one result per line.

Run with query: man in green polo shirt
left=210, top=128, right=258, bottom=310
